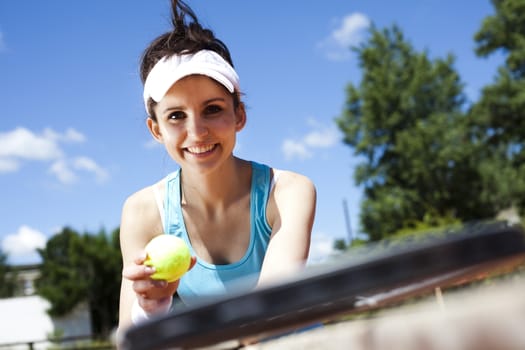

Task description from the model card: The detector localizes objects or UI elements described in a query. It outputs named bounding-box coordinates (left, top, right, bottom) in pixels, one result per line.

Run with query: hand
left=122, top=251, right=196, bottom=314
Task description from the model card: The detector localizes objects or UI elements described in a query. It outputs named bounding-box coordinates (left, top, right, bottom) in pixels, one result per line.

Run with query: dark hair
left=140, top=0, right=240, bottom=119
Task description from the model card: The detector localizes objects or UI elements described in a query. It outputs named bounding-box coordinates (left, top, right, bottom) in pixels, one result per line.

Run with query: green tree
left=80, top=228, right=122, bottom=337
left=35, top=227, right=122, bottom=337
left=337, top=25, right=482, bottom=240
left=469, top=0, right=525, bottom=213
left=0, top=250, right=17, bottom=298
left=333, top=239, right=348, bottom=252
left=35, top=227, right=85, bottom=314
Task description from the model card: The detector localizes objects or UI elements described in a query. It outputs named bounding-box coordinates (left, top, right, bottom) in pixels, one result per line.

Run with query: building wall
left=11, top=264, right=41, bottom=297
left=0, top=295, right=92, bottom=348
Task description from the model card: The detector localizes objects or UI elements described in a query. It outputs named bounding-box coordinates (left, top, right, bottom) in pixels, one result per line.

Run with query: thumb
left=188, top=256, right=197, bottom=271
left=134, top=250, right=148, bottom=265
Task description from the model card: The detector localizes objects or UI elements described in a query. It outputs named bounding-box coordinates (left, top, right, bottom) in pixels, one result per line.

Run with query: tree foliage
left=469, top=0, right=525, bottom=212
left=36, top=227, right=86, bottom=315
left=35, top=227, right=122, bottom=337
left=474, top=0, right=525, bottom=78
left=0, top=250, right=17, bottom=298
left=337, top=0, right=525, bottom=241
left=337, top=25, right=481, bottom=240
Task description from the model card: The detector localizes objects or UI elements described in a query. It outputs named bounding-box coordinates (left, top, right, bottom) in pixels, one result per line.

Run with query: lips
left=186, top=144, right=217, bottom=154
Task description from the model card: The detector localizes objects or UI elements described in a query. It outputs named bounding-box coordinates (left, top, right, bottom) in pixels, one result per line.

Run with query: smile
left=186, top=144, right=217, bottom=154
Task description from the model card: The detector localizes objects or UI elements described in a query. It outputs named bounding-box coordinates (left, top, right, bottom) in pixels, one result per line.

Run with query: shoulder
left=264, top=168, right=316, bottom=262
left=267, top=169, right=316, bottom=225
left=122, top=185, right=156, bottom=215
left=122, top=177, right=167, bottom=213
left=120, top=181, right=165, bottom=253
left=244, top=160, right=316, bottom=201
left=272, top=169, right=316, bottom=197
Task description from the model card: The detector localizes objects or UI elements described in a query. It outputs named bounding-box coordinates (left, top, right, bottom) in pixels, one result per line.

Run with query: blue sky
left=0, top=1, right=503, bottom=265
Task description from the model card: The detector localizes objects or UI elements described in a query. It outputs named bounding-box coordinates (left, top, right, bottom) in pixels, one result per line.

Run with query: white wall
left=0, top=296, right=92, bottom=349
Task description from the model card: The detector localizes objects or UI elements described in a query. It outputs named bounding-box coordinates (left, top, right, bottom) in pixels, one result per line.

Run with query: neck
left=180, top=157, right=251, bottom=210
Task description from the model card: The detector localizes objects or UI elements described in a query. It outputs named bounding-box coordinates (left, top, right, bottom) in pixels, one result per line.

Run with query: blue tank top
left=162, top=161, right=272, bottom=305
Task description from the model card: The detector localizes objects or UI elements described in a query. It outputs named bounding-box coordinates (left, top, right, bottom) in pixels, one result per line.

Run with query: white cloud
left=0, top=127, right=108, bottom=184
left=2, top=226, right=47, bottom=260
left=49, top=159, right=77, bottom=184
left=73, top=156, right=109, bottom=183
left=48, top=157, right=109, bottom=185
left=281, top=121, right=341, bottom=161
left=282, top=139, right=312, bottom=160
left=333, top=13, right=370, bottom=47
left=44, top=127, right=86, bottom=143
left=0, top=127, right=63, bottom=161
left=303, top=126, right=341, bottom=148
left=317, top=12, right=370, bottom=61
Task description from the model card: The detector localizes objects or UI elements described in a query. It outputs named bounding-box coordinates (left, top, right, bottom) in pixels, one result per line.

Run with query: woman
left=118, top=0, right=316, bottom=333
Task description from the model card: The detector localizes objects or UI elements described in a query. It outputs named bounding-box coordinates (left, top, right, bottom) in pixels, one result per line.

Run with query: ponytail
left=140, top=0, right=234, bottom=84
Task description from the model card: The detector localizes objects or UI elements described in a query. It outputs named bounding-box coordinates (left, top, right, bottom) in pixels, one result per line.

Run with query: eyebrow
left=161, top=97, right=227, bottom=114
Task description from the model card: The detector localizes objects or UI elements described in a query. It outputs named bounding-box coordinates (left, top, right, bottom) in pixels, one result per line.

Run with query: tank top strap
left=164, top=169, right=186, bottom=238
left=250, top=161, right=272, bottom=242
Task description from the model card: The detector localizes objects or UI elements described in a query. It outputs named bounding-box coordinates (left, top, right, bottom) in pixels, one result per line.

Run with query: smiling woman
left=117, top=0, right=317, bottom=339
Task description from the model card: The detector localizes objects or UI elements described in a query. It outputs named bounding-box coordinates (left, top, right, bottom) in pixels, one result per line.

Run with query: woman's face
left=148, top=75, right=245, bottom=174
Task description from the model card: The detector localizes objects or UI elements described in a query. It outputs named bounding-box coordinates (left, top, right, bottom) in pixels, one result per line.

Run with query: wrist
left=131, top=297, right=172, bottom=325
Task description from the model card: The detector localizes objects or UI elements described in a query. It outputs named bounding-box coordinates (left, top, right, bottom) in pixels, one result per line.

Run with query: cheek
left=163, top=133, right=181, bottom=148
left=213, top=117, right=238, bottom=133
left=158, top=125, right=182, bottom=146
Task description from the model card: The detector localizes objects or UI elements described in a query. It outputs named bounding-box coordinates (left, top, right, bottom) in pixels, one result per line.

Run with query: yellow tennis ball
left=144, top=235, right=191, bottom=282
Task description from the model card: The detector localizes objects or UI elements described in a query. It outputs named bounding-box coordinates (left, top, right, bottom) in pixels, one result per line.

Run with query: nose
left=186, top=115, right=209, bottom=139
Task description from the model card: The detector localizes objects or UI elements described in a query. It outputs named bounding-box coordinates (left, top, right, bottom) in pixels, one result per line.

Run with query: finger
left=133, top=279, right=162, bottom=295
left=123, top=264, right=156, bottom=281
left=135, top=282, right=179, bottom=303
left=151, top=279, right=168, bottom=288
left=188, top=256, right=197, bottom=271
left=133, top=250, right=148, bottom=265
left=133, top=278, right=177, bottom=295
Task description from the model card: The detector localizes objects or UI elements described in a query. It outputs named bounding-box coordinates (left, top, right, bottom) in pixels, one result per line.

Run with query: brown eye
left=168, top=111, right=185, bottom=120
left=205, top=105, right=222, bottom=115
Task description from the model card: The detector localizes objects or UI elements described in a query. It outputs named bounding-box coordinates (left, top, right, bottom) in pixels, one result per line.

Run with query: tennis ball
left=144, top=235, right=191, bottom=282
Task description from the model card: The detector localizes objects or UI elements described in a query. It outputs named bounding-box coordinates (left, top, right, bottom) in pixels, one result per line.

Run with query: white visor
left=143, top=50, right=240, bottom=112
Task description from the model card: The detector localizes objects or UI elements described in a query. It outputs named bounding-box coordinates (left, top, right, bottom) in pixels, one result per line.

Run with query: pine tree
left=337, top=25, right=480, bottom=240
left=469, top=0, right=525, bottom=214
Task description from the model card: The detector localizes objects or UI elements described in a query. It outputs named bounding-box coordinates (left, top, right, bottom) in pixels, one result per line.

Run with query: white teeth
left=187, top=144, right=215, bottom=154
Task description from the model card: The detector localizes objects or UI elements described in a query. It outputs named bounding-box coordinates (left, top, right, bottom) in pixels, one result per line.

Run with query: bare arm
left=117, top=186, right=176, bottom=333
left=257, top=170, right=316, bottom=286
